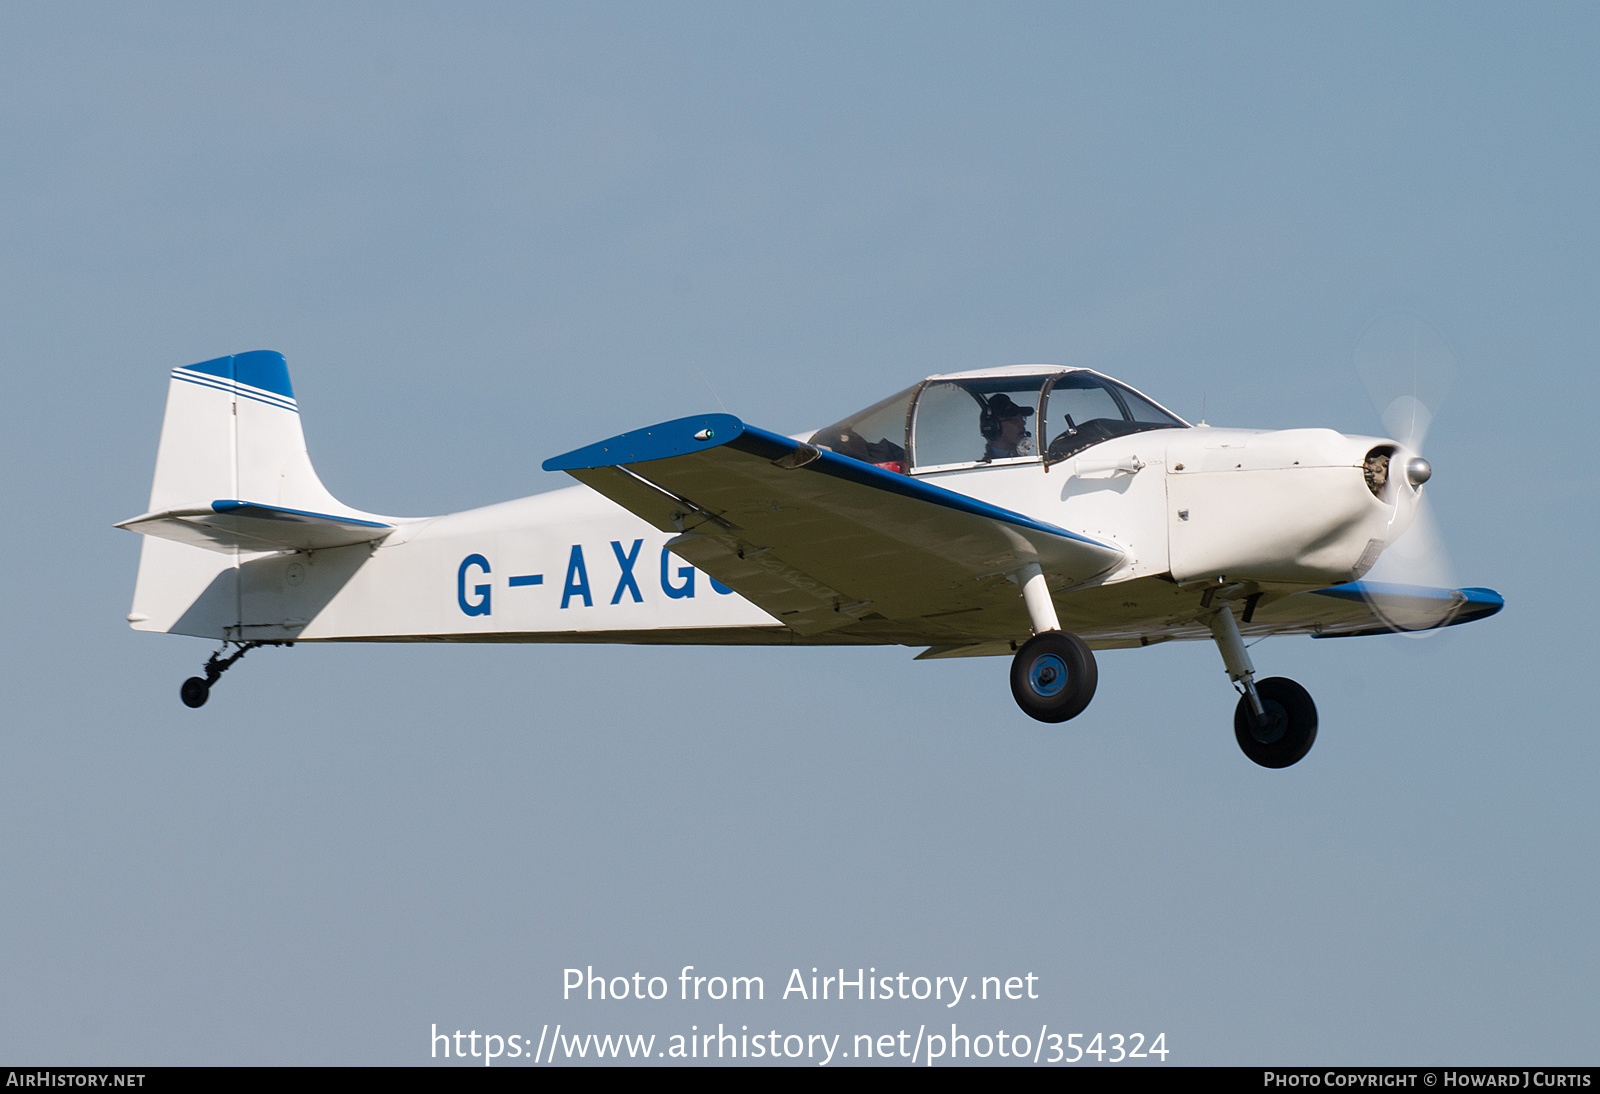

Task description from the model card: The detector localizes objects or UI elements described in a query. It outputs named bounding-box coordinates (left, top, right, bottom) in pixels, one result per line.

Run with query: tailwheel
left=176, top=640, right=285, bottom=709
left=1233, top=676, right=1317, bottom=768
left=1009, top=631, right=1098, bottom=723
left=180, top=677, right=210, bottom=708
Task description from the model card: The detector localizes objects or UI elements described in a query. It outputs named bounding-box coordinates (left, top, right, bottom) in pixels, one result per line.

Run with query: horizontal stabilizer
left=545, top=414, right=1124, bottom=634
left=118, top=500, right=394, bottom=554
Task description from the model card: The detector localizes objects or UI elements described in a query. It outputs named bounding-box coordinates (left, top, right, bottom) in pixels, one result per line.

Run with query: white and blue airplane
left=118, top=351, right=1501, bottom=768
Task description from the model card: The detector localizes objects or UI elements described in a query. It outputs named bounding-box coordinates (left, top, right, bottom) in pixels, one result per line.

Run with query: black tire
left=1009, top=631, right=1098, bottom=723
left=1233, top=676, right=1317, bottom=768
left=180, top=677, right=210, bottom=709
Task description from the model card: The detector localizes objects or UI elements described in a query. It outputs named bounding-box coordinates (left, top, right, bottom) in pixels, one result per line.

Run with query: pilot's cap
left=986, top=393, right=1034, bottom=419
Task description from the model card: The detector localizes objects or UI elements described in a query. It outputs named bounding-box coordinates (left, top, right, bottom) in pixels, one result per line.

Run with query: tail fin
left=147, top=351, right=349, bottom=515
left=120, top=352, right=392, bottom=637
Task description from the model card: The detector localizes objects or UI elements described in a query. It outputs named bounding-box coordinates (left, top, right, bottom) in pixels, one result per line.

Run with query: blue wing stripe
left=1308, top=581, right=1504, bottom=637
left=542, top=414, right=741, bottom=470
left=726, top=424, right=1118, bottom=551
left=544, top=413, right=1118, bottom=553
left=1312, top=581, right=1504, bottom=608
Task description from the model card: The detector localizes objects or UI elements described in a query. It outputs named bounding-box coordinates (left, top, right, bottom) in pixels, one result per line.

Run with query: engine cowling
left=1165, top=428, right=1417, bottom=587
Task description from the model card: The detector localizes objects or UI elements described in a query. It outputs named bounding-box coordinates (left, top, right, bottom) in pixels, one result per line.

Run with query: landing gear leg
left=1208, top=606, right=1316, bottom=767
left=1008, top=564, right=1098, bottom=723
left=180, top=640, right=280, bottom=709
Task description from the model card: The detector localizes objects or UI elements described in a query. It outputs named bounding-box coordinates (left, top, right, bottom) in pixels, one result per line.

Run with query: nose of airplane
left=1406, top=457, right=1432, bottom=486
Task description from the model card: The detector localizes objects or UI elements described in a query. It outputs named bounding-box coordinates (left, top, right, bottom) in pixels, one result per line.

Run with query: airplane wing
left=116, top=500, right=395, bottom=553
left=1293, top=580, right=1505, bottom=637
left=544, top=414, right=1124, bottom=635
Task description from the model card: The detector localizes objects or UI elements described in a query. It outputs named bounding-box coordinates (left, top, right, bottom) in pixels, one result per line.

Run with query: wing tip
left=543, top=413, right=746, bottom=472
left=1308, top=581, right=1504, bottom=637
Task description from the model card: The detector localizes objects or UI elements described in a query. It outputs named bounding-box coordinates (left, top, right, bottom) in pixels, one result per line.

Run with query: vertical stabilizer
left=147, top=351, right=352, bottom=515
left=128, top=352, right=376, bottom=637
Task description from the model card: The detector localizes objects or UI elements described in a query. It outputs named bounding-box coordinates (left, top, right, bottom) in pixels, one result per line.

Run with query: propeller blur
left=1354, top=315, right=1464, bottom=633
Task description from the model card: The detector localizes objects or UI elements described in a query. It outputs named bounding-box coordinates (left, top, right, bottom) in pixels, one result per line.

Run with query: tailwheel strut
left=180, top=640, right=288, bottom=709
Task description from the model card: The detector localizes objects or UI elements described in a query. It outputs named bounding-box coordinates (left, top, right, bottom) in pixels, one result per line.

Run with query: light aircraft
left=118, top=347, right=1501, bottom=768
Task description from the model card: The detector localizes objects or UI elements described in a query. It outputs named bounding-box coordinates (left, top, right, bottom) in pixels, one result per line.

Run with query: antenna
left=1199, top=391, right=1208, bottom=427
left=691, top=359, right=728, bottom=413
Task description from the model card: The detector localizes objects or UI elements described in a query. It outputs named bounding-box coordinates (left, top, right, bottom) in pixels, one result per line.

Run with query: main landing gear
left=1208, top=604, right=1317, bottom=768
left=1010, top=631, right=1098, bottom=722
left=1003, top=569, right=1318, bottom=768
left=1008, top=563, right=1099, bottom=724
left=180, top=641, right=287, bottom=708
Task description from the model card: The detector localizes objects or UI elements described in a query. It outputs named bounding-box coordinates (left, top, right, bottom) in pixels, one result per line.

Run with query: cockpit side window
left=911, top=376, right=1048, bottom=470
left=808, top=384, right=917, bottom=473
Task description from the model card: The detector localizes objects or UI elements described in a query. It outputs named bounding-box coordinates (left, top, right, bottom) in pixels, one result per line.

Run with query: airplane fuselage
left=134, top=424, right=1407, bottom=651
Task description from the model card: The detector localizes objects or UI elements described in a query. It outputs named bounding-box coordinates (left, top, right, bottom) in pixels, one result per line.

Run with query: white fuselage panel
left=224, top=486, right=781, bottom=641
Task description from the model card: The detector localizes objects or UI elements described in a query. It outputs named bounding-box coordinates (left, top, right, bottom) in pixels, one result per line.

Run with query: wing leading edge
left=544, top=414, right=1124, bottom=636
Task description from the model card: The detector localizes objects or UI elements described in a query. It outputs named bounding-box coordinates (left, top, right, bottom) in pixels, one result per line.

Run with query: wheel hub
left=1249, top=700, right=1289, bottom=744
left=1028, top=653, right=1069, bottom=697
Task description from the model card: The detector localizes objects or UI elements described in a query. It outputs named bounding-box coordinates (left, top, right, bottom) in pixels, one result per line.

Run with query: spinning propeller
left=1352, top=314, right=1461, bottom=633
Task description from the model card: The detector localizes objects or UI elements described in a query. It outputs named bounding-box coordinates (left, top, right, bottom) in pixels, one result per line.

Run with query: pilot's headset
left=978, top=395, right=1002, bottom=440
left=979, top=393, right=1031, bottom=440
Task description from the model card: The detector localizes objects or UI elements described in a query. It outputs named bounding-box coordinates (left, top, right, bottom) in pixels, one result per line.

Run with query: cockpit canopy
left=808, top=366, right=1188, bottom=474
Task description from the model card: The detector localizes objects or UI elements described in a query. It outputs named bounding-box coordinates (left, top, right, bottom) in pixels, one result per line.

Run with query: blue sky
left=1, top=2, right=1595, bottom=1064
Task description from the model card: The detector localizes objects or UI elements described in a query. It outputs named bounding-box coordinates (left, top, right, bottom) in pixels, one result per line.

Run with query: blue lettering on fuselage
left=458, top=542, right=730, bottom=613
left=660, top=546, right=695, bottom=599
left=458, top=554, right=492, bottom=616
left=561, top=545, right=592, bottom=608
left=610, top=539, right=644, bottom=604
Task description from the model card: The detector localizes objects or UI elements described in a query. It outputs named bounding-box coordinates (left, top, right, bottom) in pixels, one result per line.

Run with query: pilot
left=980, top=394, right=1036, bottom=460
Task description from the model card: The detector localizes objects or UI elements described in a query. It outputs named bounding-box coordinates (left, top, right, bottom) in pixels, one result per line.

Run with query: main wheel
left=180, top=677, right=210, bottom=709
left=1009, top=631, right=1098, bottom=723
left=1233, top=676, right=1317, bottom=768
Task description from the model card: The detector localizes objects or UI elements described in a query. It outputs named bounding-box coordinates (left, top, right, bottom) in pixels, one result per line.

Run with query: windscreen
left=808, top=385, right=917, bottom=472
left=1042, top=373, right=1187, bottom=462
